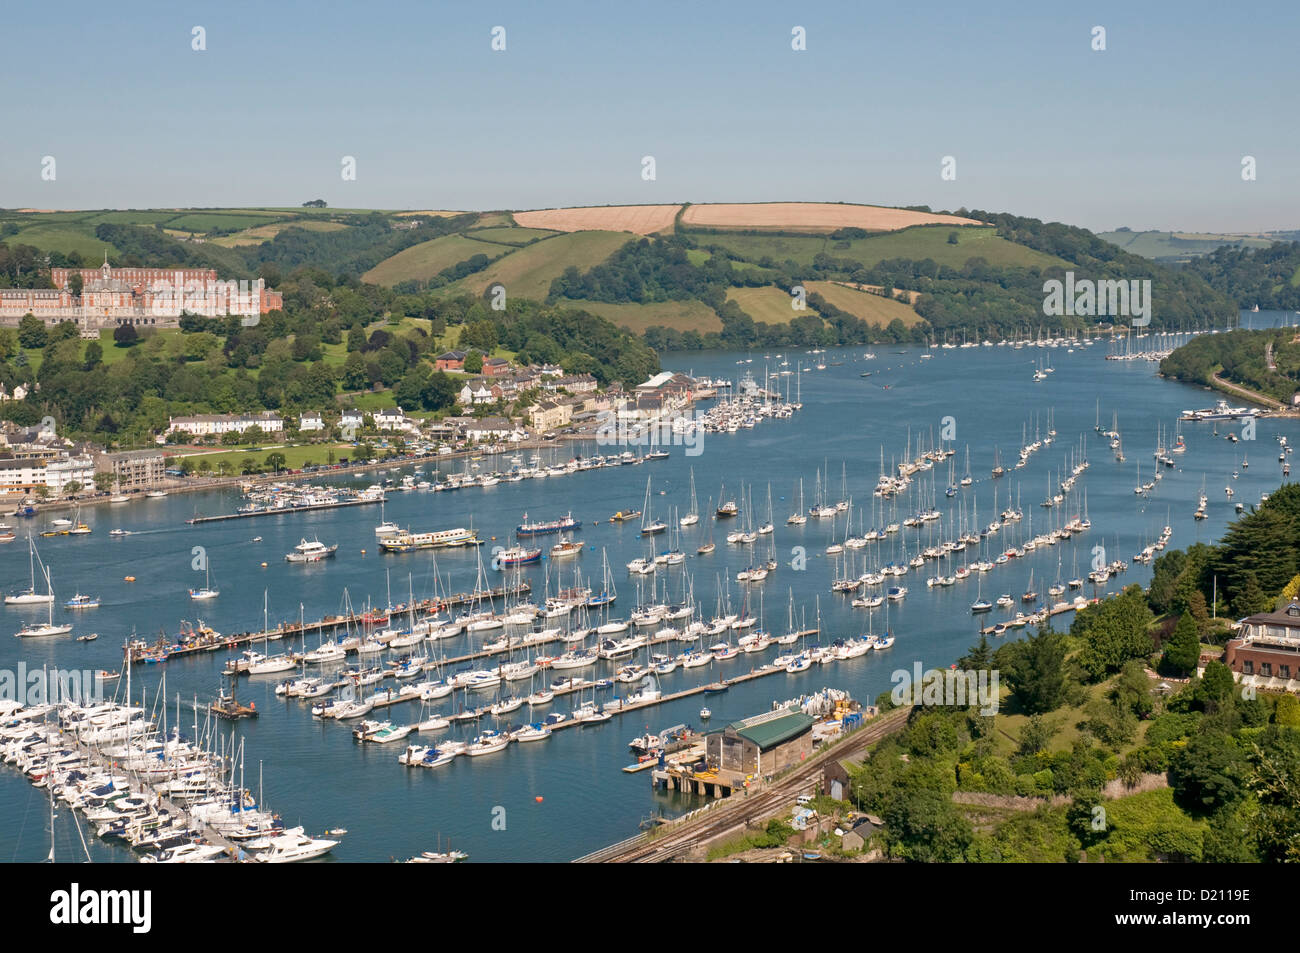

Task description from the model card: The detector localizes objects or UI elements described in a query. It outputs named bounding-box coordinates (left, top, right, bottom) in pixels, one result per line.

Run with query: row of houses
left=0, top=425, right=168, bottom=494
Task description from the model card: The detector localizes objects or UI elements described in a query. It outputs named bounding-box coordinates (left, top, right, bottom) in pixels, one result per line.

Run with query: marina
left=3, top=324, right=1296, bottom=863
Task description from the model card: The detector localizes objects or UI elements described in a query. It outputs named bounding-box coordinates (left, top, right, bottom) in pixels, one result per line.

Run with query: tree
left=33, top=486, right=50, bottom=501
left=1232, top=571, right=1271, bottom=618
left=62, top=481, right=83, bottom=497
left=239, top=456, right=257, bottom=474
left=243, top=425, right=266, bottom=446
left=92, top=472, right=115, bottom=494
left=113, top=323, right=138, bottom=347
left=1170, top=731, right=1250, bottom=815
left=997, top=629, right=1069, bottom=714
left=1072, top=586, right=1155, bottom=681
left=463, top=350, right=484, bottom=374
left=265, top=451, right=286, bottom=474
left=68, top=273, right=84, bottom=297
left=18, top=314, right=47, bottom=349
left=83, top=340, right=103, bottom=369
left=1200, top=660, right=1235, bottom=704
left=1163, top=612, right=1201, bottom=675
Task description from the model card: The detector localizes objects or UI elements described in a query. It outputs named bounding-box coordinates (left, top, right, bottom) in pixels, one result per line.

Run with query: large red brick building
left=1223, top=602, right=1300, bottom=695
left=0, top=259, right=283, bottom=333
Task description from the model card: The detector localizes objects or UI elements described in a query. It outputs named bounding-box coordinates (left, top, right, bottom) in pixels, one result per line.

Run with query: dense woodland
left=1160, top=327, right=1300, bottom=403
left=850, top=487, right=1300, bottom=862
left=1187, top=242, right=1300, bottom=311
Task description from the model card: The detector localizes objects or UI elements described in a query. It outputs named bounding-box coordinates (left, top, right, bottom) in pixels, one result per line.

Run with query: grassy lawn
left=465, top=226, right=557, bottom=245
left=725, top=286, right=813, bottom=325
left=176, top=442, right=353, bottom=471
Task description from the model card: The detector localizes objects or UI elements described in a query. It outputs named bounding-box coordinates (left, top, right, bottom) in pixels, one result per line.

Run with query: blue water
left=4, top=314, right=1296, bottom=862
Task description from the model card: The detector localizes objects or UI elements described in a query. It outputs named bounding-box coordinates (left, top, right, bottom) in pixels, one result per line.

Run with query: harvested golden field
left=452, top=231, right=634, bottom=300
left=514, top=205, right=681, bottom=235
left=805, top=281, right=924, bottom=325
left=681, top=202, right=982, bottom=233
left=559, top=298, right=721, bottom=335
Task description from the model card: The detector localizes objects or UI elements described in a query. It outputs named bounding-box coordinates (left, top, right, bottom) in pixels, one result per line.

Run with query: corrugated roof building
left=706, top=706, right=816, bottom=778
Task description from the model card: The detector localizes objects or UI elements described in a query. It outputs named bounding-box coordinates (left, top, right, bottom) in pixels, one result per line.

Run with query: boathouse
left=706, top=706, right=816, bottom=777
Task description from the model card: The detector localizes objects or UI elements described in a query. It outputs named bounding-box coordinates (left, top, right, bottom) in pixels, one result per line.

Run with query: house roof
left=1244, top=603, right=1300, bottom=626
left=727, top=708, right=815, bottom=750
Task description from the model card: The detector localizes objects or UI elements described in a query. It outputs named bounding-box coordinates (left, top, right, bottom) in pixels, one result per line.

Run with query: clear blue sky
left=2, top=0, right=1296, bottom=232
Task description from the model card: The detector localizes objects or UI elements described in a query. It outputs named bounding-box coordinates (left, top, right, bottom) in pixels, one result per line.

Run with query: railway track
left=580, top=705, right=913, bottom=863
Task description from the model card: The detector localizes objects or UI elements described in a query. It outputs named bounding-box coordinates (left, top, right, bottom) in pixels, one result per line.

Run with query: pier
left=185, top=495, right=383, bottom=524
left=124, top=582, right=532, bottom=665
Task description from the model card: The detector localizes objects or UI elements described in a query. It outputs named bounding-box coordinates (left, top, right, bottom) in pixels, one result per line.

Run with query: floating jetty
left=186, top=495, right=383, bottom=524
left=123, top=583, right=531, bottom=665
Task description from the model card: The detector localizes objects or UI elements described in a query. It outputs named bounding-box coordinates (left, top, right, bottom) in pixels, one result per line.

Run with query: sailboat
left=697, top=498, right=716, bottom=554
left=375, top=501, right=401, bottom=537
left=15, top=568, right=72, bottom=637
left=189, top=560, right=219, bottom=600
left=640, top=477, right=666, bottom=536
left=679, top=469, right=700, bottom=527
left=6, top=535, right=54, bottom=605
left=786, top=478, right=807, bottom=525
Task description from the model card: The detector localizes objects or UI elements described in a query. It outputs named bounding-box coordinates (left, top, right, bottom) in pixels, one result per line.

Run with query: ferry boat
left=495, top=546, right=541, bottom=567
left=378, top=527, right=478, bottom=552
left=516, top=512, right=581, bottom=536
left=285, top=538, right=338, bottom=563
left=1179, top=400, right=1259, bottom=422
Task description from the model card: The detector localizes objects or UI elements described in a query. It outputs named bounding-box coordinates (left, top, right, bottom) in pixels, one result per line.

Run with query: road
left=578, top=705, right=913, bottom=863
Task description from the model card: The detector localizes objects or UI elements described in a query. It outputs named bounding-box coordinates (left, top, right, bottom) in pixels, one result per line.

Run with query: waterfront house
left=457, top=379, right=497, bottom=407
left=299, top=412, right=325, bottom=432
left=96, top=449, right=166, bottom=490
left=1224, top=602, right=1300, bottom=694
left=167, top=411, right=284, bottom=438
left=373, top=407, right=414, bottom=432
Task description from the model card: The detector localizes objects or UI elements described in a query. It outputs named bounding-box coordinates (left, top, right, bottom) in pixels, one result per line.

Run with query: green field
left=210, top=220, right=348, bottom=247
left=9, top=223, right=121, bottom=258
left=464, top=226, right=557, bottom=245
left=449, top=231, right=635, bottom=300
left=362, top=234, right=514, bottom=286
left=725, top=287, right=814, bottom=325
left=805, top=281, right=924, bottom=326
left=1098, top=229, right=1278, bottom=261
left=698, top=225, right=1065, bottom=271
left=559, top=298, right=722, bottom=334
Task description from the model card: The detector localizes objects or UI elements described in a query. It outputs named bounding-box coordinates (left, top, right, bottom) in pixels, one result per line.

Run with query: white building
left=373, top=408, right=416, bottom=433
left=299, top=413, right=325, bottom=432
left=167, top=412, right=285, bottom=437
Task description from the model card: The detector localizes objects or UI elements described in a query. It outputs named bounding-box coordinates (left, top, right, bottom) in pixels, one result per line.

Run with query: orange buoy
left=124, top=576, right=135, bottom=583
left=535, top=796, right=543, bottom=803
left=360, top=549, right=366, bottom=554
left=260, top=562, right=268, bottom=568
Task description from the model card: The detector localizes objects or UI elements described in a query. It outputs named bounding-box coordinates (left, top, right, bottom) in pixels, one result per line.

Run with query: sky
left=1, top=0, right=1297, bottom=232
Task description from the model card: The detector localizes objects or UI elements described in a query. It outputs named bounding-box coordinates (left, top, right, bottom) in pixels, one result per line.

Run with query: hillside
left=1097, top=229, right=1287, bottom=262
left=1, top=203, right=1238, bottom=354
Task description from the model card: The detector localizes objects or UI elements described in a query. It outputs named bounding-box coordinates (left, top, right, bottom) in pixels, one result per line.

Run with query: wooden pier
left=124, top=583, right=531, bottom=665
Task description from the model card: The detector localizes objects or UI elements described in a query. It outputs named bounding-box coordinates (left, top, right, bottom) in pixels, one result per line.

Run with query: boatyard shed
left=707, top=706, right=815, bottom=777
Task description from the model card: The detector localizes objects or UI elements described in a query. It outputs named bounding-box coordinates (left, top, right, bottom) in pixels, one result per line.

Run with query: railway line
left=577, top=704, right=913, bottom=863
